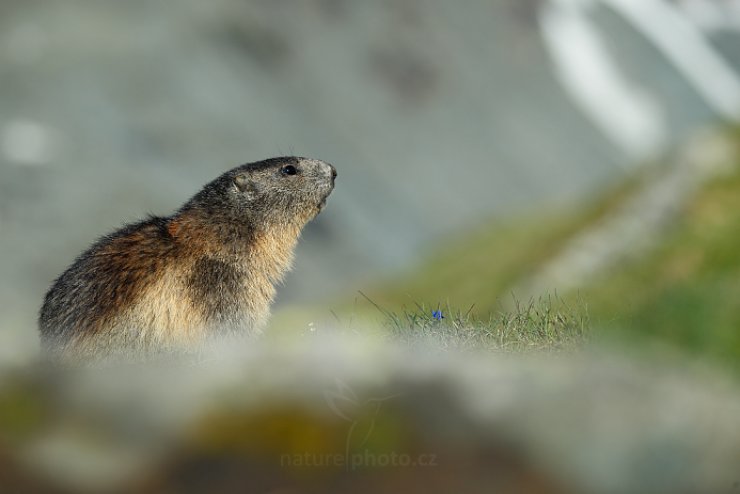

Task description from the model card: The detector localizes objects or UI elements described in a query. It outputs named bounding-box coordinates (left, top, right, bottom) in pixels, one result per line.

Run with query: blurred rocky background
left=3, top=2, right=740, bottom=492
left=3, top=0, right=740, bottom=361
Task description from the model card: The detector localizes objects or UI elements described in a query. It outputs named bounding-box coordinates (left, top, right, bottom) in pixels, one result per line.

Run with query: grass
left=365, top=294, right=590, bottom=352
left=270, top=293, right=590, bottom=354
left=338, top=128, right=740, bottom=371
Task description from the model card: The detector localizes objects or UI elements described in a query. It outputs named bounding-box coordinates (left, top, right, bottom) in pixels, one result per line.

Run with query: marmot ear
left=234, top=173, right=259, bottom=201
left=234, top=174, right=251, bottom=192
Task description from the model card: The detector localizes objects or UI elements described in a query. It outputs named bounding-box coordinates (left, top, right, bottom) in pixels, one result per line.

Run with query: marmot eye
left=280, top=165, right=298, bottom=176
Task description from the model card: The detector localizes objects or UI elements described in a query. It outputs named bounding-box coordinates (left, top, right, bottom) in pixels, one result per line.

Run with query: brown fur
left=39, top=157, right=336, bottom=362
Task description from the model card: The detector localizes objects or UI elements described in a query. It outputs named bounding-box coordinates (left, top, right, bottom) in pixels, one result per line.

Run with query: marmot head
left=183, top=157, right=337, bottom=230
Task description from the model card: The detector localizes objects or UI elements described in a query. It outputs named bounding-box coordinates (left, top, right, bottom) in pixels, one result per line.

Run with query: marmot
left=39, top=157, right=336, bottom=362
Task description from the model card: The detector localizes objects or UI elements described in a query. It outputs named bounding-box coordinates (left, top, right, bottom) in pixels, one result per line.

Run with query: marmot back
left=39, top=157, right=336, bottom=362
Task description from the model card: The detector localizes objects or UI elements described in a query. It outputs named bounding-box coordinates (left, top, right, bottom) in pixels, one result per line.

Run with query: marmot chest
left=186, top=257, right=273, bottom=328
left=127, top=256, right=273, bottom=346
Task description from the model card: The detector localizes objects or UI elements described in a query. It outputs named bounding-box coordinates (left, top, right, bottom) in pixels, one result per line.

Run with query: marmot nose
left=330, top=165, right=337, bottom=180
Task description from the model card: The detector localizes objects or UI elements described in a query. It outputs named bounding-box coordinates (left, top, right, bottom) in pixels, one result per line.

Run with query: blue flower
left=432, top=310, right=444, bottom=321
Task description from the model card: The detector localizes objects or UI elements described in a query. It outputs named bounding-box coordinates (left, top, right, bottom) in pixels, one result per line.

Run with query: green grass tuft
left=353, top=128, right=740, bottom=371
left=356, top=292, right=590, bottom=352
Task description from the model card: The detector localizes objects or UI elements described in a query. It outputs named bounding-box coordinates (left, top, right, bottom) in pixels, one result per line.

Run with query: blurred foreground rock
left=0, top=334, right=738, bottom=494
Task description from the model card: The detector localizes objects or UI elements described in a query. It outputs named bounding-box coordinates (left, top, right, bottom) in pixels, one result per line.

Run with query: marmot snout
left=39, top=156, right=336, bottom=362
